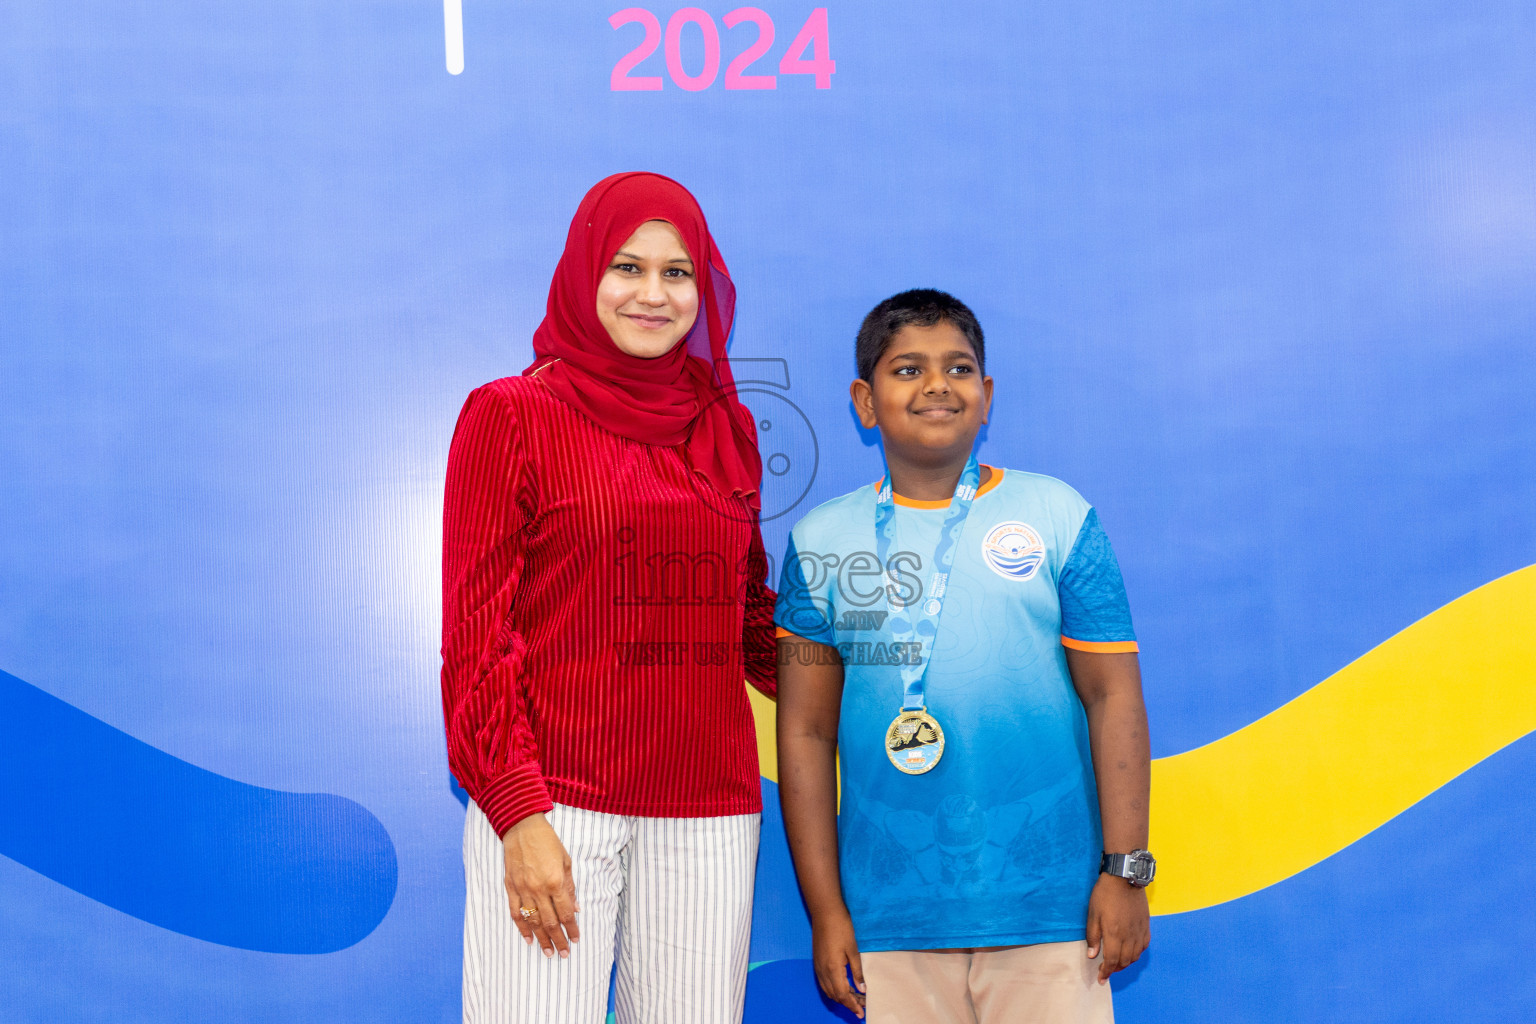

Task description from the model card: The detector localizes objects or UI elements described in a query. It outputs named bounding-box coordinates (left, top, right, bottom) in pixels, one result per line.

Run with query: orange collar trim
left=876, top=466, right=1004, bottom=508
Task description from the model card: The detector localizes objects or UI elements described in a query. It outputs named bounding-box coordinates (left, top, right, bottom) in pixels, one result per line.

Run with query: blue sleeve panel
left=772, top=532, right=837, bottom=644
left=1058, top=507, right=1137, bottom=644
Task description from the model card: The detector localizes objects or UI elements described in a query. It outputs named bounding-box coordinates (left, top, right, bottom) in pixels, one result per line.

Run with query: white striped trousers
left=463, top=801, right=760, bottom=1024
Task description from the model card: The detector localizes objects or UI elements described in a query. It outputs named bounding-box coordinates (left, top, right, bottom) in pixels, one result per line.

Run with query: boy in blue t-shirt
left=775, top=290, right=1153, bottom=1023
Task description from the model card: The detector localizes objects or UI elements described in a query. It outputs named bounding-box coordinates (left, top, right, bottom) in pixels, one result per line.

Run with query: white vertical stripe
left=443, top=0, right=465, bottom=75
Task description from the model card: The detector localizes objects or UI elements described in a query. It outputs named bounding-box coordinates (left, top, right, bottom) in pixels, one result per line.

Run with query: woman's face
left=595, top=220, right=700, bottom=359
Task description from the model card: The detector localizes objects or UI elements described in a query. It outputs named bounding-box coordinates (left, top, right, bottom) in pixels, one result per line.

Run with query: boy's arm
left=776, top=633, right=866, bottom=1020
left=1066, top=648, right=1152, bottom=985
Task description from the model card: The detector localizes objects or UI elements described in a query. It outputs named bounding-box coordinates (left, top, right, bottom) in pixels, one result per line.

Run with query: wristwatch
left=1100, top=849, right=1156, bottom=887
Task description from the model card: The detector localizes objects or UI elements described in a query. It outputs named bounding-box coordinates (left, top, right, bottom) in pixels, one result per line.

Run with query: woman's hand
left=502, top=813, right=580, bottom=958
left=1085, top=874, right=1149, bottom=984
left=811, top=909, right=866, bottom=1019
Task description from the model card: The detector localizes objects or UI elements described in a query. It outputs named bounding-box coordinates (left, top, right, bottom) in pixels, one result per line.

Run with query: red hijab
left=524, top=172, right=762, bottom=510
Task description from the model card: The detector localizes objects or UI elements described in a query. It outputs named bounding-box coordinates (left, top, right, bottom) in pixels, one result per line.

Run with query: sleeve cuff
left=1061, top=636, right=1139, bottom=654
left=474, top=761, right=555, bottom=837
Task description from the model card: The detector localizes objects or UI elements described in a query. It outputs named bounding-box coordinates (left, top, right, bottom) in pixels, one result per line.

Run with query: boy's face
left=850, top=321, right=994, bottom=465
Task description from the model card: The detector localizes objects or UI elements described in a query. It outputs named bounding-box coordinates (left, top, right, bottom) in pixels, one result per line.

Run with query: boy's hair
left=855, top=289, right=986, bottom=382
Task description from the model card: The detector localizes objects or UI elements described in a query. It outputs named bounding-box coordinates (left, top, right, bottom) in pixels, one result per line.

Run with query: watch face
left=1103, top=851, right=1157, bottom=885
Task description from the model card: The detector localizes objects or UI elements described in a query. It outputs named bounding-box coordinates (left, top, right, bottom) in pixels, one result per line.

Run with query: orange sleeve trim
left=1061, top=637, right=1140, bottom=654
left=775, top=627, right=803, bottom=639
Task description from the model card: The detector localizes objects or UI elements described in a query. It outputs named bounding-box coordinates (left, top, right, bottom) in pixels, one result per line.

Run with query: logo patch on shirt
left=981, top=521, right=1046, bottom=581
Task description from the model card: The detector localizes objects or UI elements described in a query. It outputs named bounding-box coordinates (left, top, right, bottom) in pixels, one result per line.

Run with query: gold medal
left=885, top=708, right=945, bottom=774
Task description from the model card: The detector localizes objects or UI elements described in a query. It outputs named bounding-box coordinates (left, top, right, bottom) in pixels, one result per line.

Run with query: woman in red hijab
left=441, top=173, right=777, bottom=1024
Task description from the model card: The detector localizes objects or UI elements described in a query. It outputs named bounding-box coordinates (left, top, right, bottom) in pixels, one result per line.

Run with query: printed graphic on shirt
left=980, top=520, right=1046, bottom=581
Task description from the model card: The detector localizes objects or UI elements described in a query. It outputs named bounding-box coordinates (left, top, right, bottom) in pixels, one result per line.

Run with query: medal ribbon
left=875, top=454, right=982, bottom=712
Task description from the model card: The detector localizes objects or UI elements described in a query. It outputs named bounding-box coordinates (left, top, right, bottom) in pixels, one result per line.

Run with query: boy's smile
left=850, top=321, right=994, bottom=495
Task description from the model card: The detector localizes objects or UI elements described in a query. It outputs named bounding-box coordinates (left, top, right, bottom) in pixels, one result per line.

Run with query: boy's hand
left=811, top=910, right=867, bottom=1019
left=1085, top=874, right=1149, bottom=984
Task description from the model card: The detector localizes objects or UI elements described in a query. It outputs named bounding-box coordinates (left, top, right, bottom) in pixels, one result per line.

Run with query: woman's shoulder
left=463, top=374, right=567, bottom=419
left=474, top=373, right=548, bottom=403
left=451, top=376, right=566, bottom=456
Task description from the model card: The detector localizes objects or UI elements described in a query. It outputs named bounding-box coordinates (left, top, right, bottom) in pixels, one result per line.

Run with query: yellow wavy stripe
left=751, top=564, right=1536, bottom=915
left=750, top=686, right=778, bottom=783
left=1148, top=563, right=1536, bottom=914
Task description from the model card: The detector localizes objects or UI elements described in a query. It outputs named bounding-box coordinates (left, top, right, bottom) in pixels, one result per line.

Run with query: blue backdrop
left=3, top=2, right=1535, bottom=1020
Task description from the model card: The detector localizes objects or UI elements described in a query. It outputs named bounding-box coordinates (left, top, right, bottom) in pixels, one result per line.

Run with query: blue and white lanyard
left=874, top=454, right=981, bottom=712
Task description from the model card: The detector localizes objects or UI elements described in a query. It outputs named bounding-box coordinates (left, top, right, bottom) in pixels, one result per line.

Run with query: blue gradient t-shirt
left=774, top=466, right=1137, bottom=951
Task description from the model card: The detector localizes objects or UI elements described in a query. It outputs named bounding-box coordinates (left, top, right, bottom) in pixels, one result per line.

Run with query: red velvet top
left=440, top=375, right=778, bottom=837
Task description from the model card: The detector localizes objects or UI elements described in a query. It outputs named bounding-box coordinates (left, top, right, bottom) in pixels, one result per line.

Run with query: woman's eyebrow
left=610, top=251, right=694, bottom=265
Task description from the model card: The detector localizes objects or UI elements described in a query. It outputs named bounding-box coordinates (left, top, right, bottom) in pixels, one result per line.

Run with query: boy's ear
left=981, top=375, right=994, bottom=424
left=849, top=378, right=879, bottom=429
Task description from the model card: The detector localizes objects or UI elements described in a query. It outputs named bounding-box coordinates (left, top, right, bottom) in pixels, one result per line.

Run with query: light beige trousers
left=862, top=941, right=1114, bottom=1024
